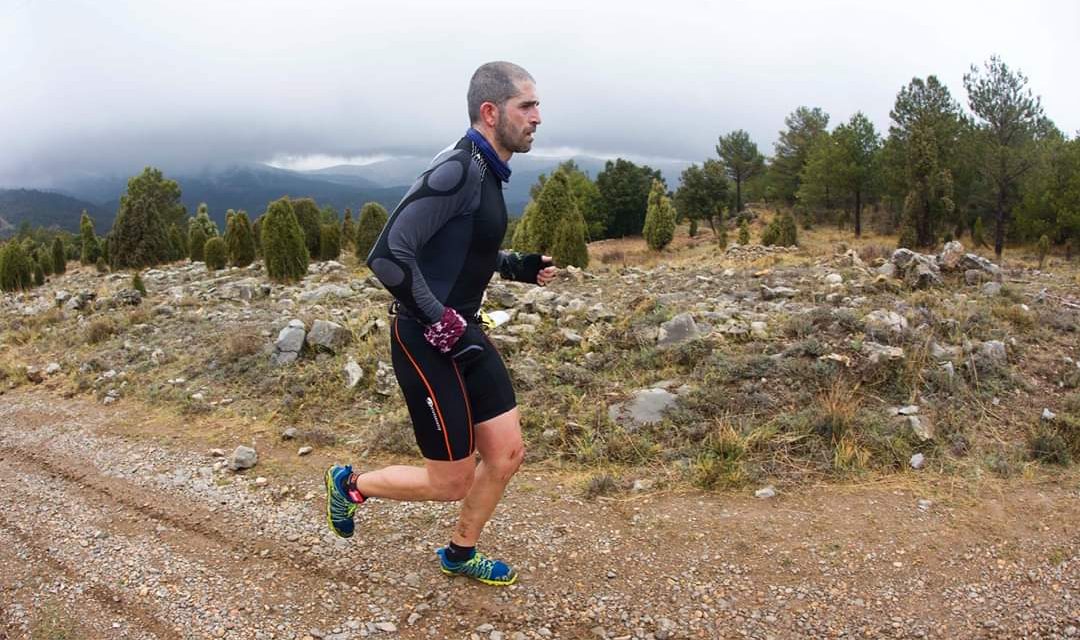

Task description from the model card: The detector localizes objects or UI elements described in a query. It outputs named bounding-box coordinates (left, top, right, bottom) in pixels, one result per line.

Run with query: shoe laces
left=458, top=552, right=500, bottom=580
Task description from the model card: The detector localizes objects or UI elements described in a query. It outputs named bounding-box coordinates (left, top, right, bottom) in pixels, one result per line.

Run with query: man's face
left=494, top=80, right=541, bottom=154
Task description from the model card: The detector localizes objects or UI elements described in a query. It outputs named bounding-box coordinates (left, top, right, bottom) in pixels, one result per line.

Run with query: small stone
left=755, top=485, right=776, bottom=499
left=344, top=359, right=364, bottom=389
left=407, top=613, right=421, bottom=625
left=209, top=448, right=226, bottom=457
left=45, top=362, right=61, bottom=375
left=282, top=427, right=298, bottom=440
left=373, top=621, right=397, bottom=633
left=897, top=405, right=919, bottom=415
left=476, top=624, right=494, bottom=633
left=910, top=453, right=926, bottom=470
left=917, top=499, right=932, bottom=511
left=254, top=476, right=268, bottom=485
left=1042, top=408, right=1057, bottom=421
left=298, top=446, right=313, bottom=456
left=229, top=445, right=258, bottom=471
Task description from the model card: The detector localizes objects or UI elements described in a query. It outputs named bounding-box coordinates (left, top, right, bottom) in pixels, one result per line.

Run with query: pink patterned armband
left=423, top=307, right=467, bottom=354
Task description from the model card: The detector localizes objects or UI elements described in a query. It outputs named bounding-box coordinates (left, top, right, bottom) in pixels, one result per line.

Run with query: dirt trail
left=1, top=389, right=1077, bottom=639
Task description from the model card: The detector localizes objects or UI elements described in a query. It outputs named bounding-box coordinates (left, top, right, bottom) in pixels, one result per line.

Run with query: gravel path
left=1, top=390, right=1078, bottom=639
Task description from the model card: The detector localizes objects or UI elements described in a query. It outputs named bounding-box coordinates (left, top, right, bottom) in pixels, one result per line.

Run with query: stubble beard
left=496, top=111, right=533, bottom=154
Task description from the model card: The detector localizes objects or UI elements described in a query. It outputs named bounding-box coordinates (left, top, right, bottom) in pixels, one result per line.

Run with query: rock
left=877, top=262, right=897, bottom=279
left=864, top=310, right=908, bottom=341
left=863, top=341, right=905, bottom=364
left=631, top=479, right=655, bottom=493
left=754, top=485, right=776, bottom=499
left=344, top=359, right=364, bottom=389
left=608, top=387, right=678, bottom=429
left=373, top=621, right=397, bottom=633
left=406, top=612, right=421, bottom=625
left=298, top=284, right=354, bottom=303
left=55, top=290, right=71, bottom=305
left=272, top=319, right=306, bottom=365
left=1042, top=408, right=1057, bottom=421
left=282, top=426, right=298, bottom=440
left=760, top=285, right=799, bottom=301
left=229, top=446, right=258, bottom=471
left=113, top=289, right=143, bottom=306
left=910, top=453, right=926, bottom=469
left=307, top=319, right=350, bottom=353
left=824, top=273, right=843, bottom=286
left=979, top=340, right=1008, bottom=367
left=45, top=362, right=61, bottom=375
left=981, top=282, right=1002, bottom=296
left=587, top=303, right=615, bottom=322
left=891, top=248, right=942, bottom=288
left=298, top=446, right=313, bottom=456
left=749, top=321, right=768, bottom=340
left=476, top=624, right=495, bottom=633
left=25, top=366, right=44, bottom=384
left=374, top=361, right=396, bottom=396
left=930, top=341, right=961, bottom=362
left=209, top=448, right=226, bottom=457
left=917, top=498, right=933, bottom=511
left=958, top=253, right=1001, bottom=278
left=908, top=415, right=934, bottom=440
left=656, top=313, right=699, bottom=348
left=559, top=328, right=583, bottom=346
left=897, top=405, right=919, bottom=416
left=938, top=240, right=966, bottom=271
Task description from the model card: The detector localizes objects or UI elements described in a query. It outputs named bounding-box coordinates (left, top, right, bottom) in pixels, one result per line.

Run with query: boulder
left=271, top=320, right=306, bottom=365
left=608, top=387, right=678, bottom=430
left=864, top=310, right=908, bottom=341
left=937, top=240, right=966, bottom=271
left=344, top=359, right=364, bottom=389
left=760, top=285, right=799, bottom=301
left=307, top=319, right=350, bottom=353
left=657, top=313, right=700, bottom=348
left=229, top=446, right=258, bottom=471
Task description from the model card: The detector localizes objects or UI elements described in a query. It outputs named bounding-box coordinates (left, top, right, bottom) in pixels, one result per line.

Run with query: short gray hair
left=467, top=61, right=534, bottom=124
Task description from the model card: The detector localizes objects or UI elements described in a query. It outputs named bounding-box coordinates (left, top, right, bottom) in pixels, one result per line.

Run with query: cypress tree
left=262, top=197, right=309, bottom=282
left=355, top=202, right=388, bottom=261
left=52, top=237, right=66, bottom=275
left=319, top=224, right=341, bottom=261
left=252, top=215, right=263, bottom=257
left=551, top=202, right=589, bottom=268
left=79, top=211, right=100, bottom=265
left=190, top=203, right=219, bottom=238
left=1, top=242, right=33, bottom=291
left=107, top=193, right=170, bottom=269
left=189, top=225, right=208, bottom=262
left=204, top=237, right=227, bottom=271
left=225, top=210, right=256, bottom=267
left=511, top=202, right=539, bottom=252
left=291, top=198, right=323, bottom=259
left=341, top=208, right=355, bottom=249
left=738, top=219, right=751, bottom=245
left=37, top=248, right=54, bottom=276
left=132, top=271, right=147, bottom=295
left=95, top=256, right=108, bottom=273
left=167, top=223, right=186, bottom=261
left=32, top=258, right=45, bottom=286
left=642, top=179, right=676, bottom=251
left=531, top=171, right=576, bottom=253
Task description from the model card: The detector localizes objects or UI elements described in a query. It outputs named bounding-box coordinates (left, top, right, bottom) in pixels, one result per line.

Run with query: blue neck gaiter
left=465, top=128, right=512, bottom=183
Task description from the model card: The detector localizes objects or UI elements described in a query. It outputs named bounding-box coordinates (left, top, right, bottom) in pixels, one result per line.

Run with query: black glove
left=448, top=324, right=487, bottom=366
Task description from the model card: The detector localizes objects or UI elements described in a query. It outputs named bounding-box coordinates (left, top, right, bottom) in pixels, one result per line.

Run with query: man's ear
left=480, top=101, right=499, bottom=128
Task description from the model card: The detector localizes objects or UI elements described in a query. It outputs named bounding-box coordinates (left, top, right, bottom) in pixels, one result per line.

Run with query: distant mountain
left=0, top=189, right=104, bottom=236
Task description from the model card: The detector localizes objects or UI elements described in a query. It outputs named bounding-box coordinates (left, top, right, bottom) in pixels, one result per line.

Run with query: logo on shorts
left=426, top=397, right=442, bottom=431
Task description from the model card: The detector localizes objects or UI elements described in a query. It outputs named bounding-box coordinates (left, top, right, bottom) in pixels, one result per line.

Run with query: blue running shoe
left=436, top=547, right=518, bottom=586
left=324, top=464, right=359, bottom=538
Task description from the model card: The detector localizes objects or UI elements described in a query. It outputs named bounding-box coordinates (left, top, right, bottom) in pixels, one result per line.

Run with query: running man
left=325, top=61, right=555, bottom=586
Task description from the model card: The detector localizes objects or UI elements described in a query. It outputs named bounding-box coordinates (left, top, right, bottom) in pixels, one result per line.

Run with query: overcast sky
left=3, top=0, right=1077, bottom=187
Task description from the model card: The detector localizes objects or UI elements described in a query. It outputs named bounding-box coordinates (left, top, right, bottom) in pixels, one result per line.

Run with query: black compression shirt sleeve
left=366, top=148, right=482, bottom=324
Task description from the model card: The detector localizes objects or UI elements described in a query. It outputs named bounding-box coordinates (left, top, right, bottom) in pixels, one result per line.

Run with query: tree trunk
left=854, top=189, right=862, bottom=238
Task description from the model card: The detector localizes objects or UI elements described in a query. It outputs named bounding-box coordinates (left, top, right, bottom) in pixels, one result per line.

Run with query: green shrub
left=79, top=211, right=101, bottom=264
left=738, top=218, right=750, bottom=245
left=355, top=202, right=389, bottom=261
left=95, top=256, right=108, bottom=273
left=1037, top=234, right=1050, bottom=269
left=204, top=236, right=227, bottom=271
left=132, top=272, right=147, bottom=295
left=291, top=197, right=323, bottom=259
left=761, top=211, right=797, bottom=247
left=319, top=224, right=341, bottom=261
left=551, top=202, right=589, bottom=268
left=188, top=224, right=207, bottom=262
left=341, top=208, right=355, bottom=249
left=224, top=210, right=256, bottom=267
left=52, top=237, right=66, bottom=275
left=262, top=197, right=310, bottom=282
left=167, top=222, right=187, bottom=261
left=642, top=179, right=676, bottom=251
left=33, top=259, right=45, bottom=286
left=0, top=241, right=34, bottom=291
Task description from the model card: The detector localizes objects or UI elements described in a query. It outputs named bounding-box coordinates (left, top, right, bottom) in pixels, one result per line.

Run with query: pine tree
left=190, top=203, right=219, bottom=238
left=52, top=237, right=66, bottom=275
left=341, top=208, right=355, bottom=249
left=262, top=197, right=310, bottom=283
left=132, top=271, right=147, bottom=295
left=319, top=224, right=341, bottom=261
left=291, top=198, right=323, bottom=259
left=79, top=211, right=101, bottom=265
left=551, top=202, right=589, bottom=268
left=167, top=223, right=186, bottom=261
left=107, top=193, right=171, bottom=269
left=204, top=237, right=227, bottom=271
left=0, top=242, right=33, bottom=291
left=738, top=219, right=751, bottom=245
left=224, top=211, right=256, bottom=267
left=189, top=224, right=207, bottom=262
left=642, top=179, right=676, bottom=251
left=355, top=202, right=389, bottom=261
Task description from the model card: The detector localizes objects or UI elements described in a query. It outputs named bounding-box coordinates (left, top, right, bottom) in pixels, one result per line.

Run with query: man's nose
left=531, top=109, right=542, bottom=125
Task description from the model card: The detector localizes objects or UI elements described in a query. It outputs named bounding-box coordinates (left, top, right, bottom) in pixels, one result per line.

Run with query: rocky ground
left=2, top=220, right=1080, bottom=637
left=1, top=391, right=1078, bottom=639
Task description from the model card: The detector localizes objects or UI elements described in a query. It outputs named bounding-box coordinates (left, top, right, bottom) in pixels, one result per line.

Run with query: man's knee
left=490, top=444, right=525, bottom=482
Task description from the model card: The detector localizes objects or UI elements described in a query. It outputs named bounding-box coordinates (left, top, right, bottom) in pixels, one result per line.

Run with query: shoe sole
left=324, top=467, right=354, bottom=539
left=439, top=566, right=518, bottom=586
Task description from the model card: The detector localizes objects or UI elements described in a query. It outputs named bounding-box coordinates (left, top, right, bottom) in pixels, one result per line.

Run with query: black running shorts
left=389, top=315, right=517, bottom=461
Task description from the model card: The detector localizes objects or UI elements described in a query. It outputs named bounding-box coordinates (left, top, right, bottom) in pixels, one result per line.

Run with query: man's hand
left=536, top=255, right=557, bottom=286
